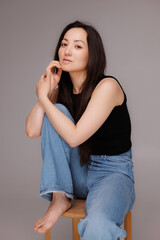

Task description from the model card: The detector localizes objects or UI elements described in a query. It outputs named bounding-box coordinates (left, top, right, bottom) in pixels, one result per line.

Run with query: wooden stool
left=45, top=199, right=132, bottom=240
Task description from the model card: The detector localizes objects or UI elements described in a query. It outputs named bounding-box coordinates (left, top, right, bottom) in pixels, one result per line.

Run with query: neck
left=69, top=71, right=87, bottom=94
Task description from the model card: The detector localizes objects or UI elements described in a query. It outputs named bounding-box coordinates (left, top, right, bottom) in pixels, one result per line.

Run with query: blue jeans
left=40, top=104, right=136, bottom=240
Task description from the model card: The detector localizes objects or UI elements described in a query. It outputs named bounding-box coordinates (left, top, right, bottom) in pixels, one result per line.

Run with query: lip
left=63, top=58, right=72, bottom=62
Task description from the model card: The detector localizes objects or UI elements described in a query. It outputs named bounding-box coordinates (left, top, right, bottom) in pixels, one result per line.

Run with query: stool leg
left=45, top=229, right=51, bottom=240
left=72, top=218, right=81, bottom=240
left=124, top=211, right=132, bottom=240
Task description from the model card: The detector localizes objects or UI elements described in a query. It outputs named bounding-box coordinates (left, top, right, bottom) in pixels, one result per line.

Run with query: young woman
left=25, top=20, right=135, bottom=240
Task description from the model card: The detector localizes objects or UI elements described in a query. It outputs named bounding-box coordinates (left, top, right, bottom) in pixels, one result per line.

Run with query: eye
left=61, top=43, right=67, bottom=47
left=75, top=45, right=82, bottom=49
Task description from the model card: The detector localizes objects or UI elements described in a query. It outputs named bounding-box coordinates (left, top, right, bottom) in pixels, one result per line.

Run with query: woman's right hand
left=45, top=60, right=62, bottom=98
left=26, top=61, right=62, bottom=138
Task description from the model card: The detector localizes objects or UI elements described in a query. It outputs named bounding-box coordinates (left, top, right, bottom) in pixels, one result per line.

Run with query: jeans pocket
left=104, top=148, right=133, bottom=165
left=102, top=155, right=130, bottom=166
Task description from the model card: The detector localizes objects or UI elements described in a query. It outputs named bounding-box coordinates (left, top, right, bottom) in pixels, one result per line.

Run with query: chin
left=61, top=67, right=70, bottom=72
left=61, top=65, right=73, bottom=72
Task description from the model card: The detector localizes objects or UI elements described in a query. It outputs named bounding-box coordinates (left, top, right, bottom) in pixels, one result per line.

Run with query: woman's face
left=58, top=28, right=89, bottom=74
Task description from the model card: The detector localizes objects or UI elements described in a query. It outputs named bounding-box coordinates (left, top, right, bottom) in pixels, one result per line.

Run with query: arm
left=25, top=60, right=61, bottom=138
left=25, top=87, right=59, bottom=138
left=25, top=101, right=45, bottom=138
left=38, top=77, right=124, bottom=147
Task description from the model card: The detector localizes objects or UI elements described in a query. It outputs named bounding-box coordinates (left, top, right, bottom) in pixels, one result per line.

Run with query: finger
left=40, top=74, right=46, bottom=80
left=46, top=61, right=62, bottom=73
left=46, top=65, right=62, bottom=74
left=57, top=67, right=62, bottom=77
left=49, top=60, right=61, bottom=67
left=45, top=71, right=51, bottom=83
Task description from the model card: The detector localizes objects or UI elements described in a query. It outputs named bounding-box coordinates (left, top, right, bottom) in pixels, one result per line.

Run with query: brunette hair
left=53, top=20, right=106, bottom=166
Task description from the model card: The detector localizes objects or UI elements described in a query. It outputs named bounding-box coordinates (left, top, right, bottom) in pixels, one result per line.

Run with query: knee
left=55, top=103, right=68, bottom=112
left=42, top=113, right=51, bottom=128
left=42, top=103, right=74, bottom=127
left=41, top=114, right=53, bottom=138
left=55, top=104, right=74, bottom=122
left=41, top=104, right=74, bottom=137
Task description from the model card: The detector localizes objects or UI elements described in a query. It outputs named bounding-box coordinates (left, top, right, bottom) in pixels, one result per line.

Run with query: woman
left=25, top=20, right=135, bottom=240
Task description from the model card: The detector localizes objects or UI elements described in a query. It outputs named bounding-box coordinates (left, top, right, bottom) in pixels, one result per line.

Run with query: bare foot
left=34, top=192, right=72, bottom=234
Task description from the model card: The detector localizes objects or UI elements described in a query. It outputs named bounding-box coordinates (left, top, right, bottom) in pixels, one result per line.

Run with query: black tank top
left=71, top=75, right=132, bottom=155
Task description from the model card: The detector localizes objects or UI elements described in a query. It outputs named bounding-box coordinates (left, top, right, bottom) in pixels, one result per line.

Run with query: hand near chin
left=46, top=60, right=62, bottom=98
left=36, top=61, right=62, bottom=103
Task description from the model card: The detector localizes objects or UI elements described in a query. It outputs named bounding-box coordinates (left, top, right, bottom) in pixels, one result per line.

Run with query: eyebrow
left=62, top=38, right=86, bottom=45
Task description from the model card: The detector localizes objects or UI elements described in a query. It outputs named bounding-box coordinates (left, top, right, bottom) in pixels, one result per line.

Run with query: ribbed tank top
left=71, top=75, right=132, bottom=155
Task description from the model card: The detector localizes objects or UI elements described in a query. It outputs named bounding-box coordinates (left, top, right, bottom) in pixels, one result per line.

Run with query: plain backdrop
left=0, top=0, right=160, bottom=239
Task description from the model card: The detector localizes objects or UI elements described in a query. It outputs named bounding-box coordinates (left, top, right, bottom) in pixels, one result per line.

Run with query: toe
left=34, top=219, right=43, bottom=230
left=37, top=224, right=50, bottom=234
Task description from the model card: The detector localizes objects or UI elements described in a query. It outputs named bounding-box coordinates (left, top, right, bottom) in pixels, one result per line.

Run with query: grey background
left=1, top=0, right=160, bottom=239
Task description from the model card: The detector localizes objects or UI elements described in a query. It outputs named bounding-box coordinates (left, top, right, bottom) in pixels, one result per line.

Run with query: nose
left=64, top=45, right=72, bottom=56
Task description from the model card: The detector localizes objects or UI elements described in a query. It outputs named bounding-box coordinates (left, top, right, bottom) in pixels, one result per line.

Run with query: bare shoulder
left=95, top=77, right=121, bottom=90
left=92, top=77, right=124, bottom=106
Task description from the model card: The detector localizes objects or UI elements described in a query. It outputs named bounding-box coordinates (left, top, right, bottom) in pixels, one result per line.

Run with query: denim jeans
left=40, top=103, right=136, bottom=240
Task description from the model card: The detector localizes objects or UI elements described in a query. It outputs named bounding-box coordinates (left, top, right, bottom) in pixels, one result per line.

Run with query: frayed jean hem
left=40, top=188, right=74, bottom=201
left=118, top=227, right=127, bottom=239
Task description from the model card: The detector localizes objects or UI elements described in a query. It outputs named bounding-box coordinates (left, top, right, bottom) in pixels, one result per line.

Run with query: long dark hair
left=53, top=20, right=106, bottom=166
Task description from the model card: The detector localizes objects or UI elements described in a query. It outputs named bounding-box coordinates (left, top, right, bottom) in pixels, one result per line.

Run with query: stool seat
left=45, top=199, right=132, bottom=240
left=62, top=199, right=85, bottom=219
